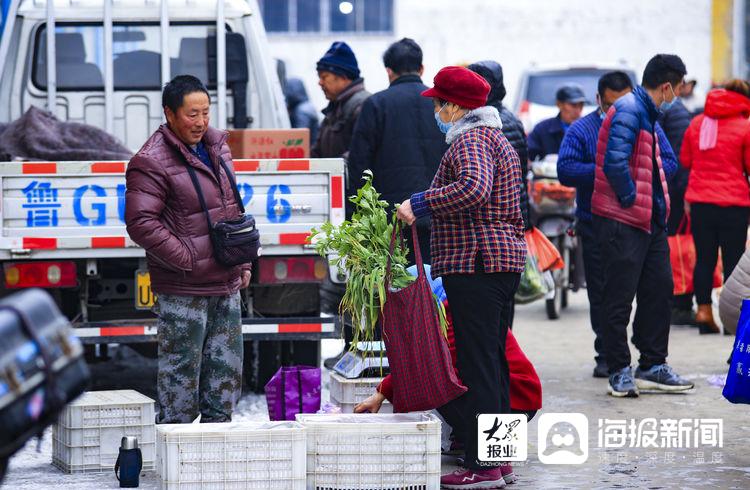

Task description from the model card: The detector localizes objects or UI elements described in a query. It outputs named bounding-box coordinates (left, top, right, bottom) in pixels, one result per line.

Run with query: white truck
left=0, top=0, right=344, bottom=391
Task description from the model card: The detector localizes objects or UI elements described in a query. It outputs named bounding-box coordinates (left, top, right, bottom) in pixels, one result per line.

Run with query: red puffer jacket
left=125, top=125, right=248, bottom=296
left=681, top=89, right=750, bottom=208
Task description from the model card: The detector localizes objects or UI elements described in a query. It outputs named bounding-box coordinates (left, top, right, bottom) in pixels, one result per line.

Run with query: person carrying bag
left=396, top=66, right=526, bottom=489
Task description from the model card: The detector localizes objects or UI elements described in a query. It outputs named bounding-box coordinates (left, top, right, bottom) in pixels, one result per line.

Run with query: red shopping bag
left=525, top=227, right=564, bottom=271
left=669, top=217, right=723, bottom=295
left=381, top=223, right=467, bottom=413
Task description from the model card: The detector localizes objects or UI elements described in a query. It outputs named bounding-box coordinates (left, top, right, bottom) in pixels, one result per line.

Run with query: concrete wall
left=267, top=0, right=713, bottom=114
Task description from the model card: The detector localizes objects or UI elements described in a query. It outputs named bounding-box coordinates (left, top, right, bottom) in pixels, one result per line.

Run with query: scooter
left=528, top=154, right=584, bottom=319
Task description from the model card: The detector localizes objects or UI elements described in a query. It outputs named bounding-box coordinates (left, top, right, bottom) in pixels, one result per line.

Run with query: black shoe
left=593, top=360, right=609, bottom=378
left=670, top=307, right=697, bottom=327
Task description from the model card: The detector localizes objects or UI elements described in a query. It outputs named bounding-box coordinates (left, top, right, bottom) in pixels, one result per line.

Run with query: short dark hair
left=598, top=71, right=633, bottom=97
left=641, top=54, right=687, bottom=89
left=162, top=75, right=210, bottom=113
left=382, top=38, right=422, bottom=75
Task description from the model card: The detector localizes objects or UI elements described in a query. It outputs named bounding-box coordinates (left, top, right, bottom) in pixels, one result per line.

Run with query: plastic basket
left=52, top=390, right=155, bottom=474
left=328, top=373, right=393, bottom=413
left=156, top=421, right=307, bottom=490
left=296, top=412, right=441, bottom=490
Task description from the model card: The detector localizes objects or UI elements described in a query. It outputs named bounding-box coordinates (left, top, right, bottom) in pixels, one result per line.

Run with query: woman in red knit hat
left=394, top=65, right=527, bottom=489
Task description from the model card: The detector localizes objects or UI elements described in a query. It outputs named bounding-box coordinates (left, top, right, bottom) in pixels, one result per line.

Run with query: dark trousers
left=438, top=264, right=520, bottom=470
left=594, top=216, right=672, bottom=373
left=691, top=203, right=750, bottom=305
left=577, top=219, right=605, bottom=363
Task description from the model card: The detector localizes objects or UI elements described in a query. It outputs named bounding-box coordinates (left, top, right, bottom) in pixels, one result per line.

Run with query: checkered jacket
left=411, top=107, right=526, bottom=278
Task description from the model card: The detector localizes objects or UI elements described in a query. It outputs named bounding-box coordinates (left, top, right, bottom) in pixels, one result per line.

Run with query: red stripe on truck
left=277, top=160, right=310, bottom=171
left=92, top=237, right=126, bottom=248
left=234, top=160, right=260, bottom=172
left=278, top=323, right=322, bottom=333
left=23, top=237, right=57, bottom=249
left=100, top=326, right=146, bottom=336
left=23, top=162, right=57, bottom=174
left=331, top=175, right=343, bottom=208
left=279, top=233, right=311, bottom=245
left=92, top=162, right=126, bottom=173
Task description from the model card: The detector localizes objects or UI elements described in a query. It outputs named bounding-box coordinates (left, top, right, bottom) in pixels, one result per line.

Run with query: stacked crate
left=52, top=390, right=155, bottom=473
left=296, top=412, right=441, bottom=490
left=329, top=372, right=393, bottom=413
left=156, top=421, right=306, bottom=490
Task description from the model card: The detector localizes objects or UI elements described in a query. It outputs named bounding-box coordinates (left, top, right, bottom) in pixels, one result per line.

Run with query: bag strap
left=280, top=368, right=286, bottom=420
left=297, top=368, right=303, bottom=415
left=217, top=157, right=246, bottom=214
left=0, top=305, right=64, bottom=410
left=385, top=221, right=424, bottom=289
left=183, top=163, right=214, bottom=232
left=677, top=214, right=691, bottom=235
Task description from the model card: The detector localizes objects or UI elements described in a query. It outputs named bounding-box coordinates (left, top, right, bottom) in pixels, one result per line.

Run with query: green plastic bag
left=515, top=254, right=549, bottom=304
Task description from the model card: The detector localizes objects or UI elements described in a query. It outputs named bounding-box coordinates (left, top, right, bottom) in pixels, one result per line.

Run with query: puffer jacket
left=681, top=89, right=750, bottom=208
left=468, top=60, right=530, bottom=229
left=311, top=78, right=370, bottom=158
left=720, top=248, right=750, bottom=335
left=125, top=125, right=247, bottom=296
left=591, top=86, right=672, bottom=233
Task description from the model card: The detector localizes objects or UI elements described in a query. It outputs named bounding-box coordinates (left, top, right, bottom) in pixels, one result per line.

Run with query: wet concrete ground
left=3, top=290, right=750, bottom=489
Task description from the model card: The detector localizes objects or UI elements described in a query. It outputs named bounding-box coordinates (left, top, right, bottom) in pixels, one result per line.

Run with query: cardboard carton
left=227, top=129, right=310, bottom=159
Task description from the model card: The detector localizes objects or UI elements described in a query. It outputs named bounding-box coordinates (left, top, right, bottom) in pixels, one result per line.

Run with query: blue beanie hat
left=316, top=41, right=360, bottom=80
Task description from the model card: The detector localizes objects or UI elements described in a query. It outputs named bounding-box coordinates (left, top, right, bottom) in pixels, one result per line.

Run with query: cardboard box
left=227, top=128, right=310, bottom=159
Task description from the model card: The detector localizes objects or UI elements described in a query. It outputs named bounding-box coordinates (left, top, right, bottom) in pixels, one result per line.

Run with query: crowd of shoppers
left=126, top=31, right=750, bottom=487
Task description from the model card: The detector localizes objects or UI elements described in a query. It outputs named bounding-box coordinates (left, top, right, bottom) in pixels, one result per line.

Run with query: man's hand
left=396, top=199, right=416, bottom=225
left=354, top=391, right=386, bottom=413
left=241, top=269, right=252, bottom=289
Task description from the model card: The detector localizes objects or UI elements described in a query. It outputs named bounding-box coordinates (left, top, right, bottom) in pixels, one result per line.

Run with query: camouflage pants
left=154, top=292, right=242, bottom=424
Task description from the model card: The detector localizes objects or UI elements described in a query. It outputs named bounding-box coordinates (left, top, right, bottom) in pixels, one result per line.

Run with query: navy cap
left=316, top=41, right=360, bottom=80
left=556, top=84, right=587, bottom=103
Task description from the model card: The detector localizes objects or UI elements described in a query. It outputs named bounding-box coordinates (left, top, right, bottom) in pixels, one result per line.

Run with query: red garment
left=422, top=66, right=491, bottom=110
left=681, top=89, right=750, bottom=208
left=126, top=125, right=248, bottom=295
left=377, top=302, right=542, bottom=412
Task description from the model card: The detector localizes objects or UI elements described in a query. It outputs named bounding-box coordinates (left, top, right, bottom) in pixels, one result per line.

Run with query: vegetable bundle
left=310, top=171, right=446, bottom=347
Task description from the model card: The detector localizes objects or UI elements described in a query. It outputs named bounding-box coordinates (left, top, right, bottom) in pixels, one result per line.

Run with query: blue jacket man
left=557, top=72, right=678, bottom=379
left=588, top=55, right=694, bottom=398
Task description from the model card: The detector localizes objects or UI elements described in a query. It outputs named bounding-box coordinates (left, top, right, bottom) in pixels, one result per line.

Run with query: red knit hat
left=421, top=66, right=490, bottom=109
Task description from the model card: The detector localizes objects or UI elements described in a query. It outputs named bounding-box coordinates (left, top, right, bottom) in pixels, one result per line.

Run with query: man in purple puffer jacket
left=592, top=55, right=694, bottom=398
left=126, top=75, right=251, bottom=423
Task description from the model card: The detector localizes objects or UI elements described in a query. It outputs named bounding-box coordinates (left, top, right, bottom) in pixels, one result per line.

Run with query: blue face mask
left=659, top=85, right=679, bottom=112
left=434, top=104, right=453, bottom=134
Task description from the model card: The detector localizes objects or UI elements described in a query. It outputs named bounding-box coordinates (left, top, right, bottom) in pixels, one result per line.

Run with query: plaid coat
left=411, top=106, right=526, bottom=278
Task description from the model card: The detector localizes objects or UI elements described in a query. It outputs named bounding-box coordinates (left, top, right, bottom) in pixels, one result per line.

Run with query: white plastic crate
left=328, top=373, right=393, bottom=414
left=52, top=389, right=155, bottom=474
left=296, top=412, right=441, bottom=490
left=156, top=421, right=306, bottom=490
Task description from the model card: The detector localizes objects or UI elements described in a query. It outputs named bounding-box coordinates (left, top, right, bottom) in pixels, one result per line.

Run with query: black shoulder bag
left=183, top=159, right=261, bottom=266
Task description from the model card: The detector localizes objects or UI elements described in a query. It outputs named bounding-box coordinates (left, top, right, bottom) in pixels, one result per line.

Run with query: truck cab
left=0, top=0, right=343, bottom=392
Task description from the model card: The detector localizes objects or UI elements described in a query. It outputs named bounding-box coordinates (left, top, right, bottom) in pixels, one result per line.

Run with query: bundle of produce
left=310, top=171, right=446, bottom=347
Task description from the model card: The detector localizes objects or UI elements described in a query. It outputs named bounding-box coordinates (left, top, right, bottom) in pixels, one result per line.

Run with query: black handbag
left=0, top=289, right=90, bottom=481
left=183, top=157, right=261, bottom=267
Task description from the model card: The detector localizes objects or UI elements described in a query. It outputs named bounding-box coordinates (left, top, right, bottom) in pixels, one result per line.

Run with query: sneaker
left=608, top=367, right=639, bottom=397
left=634, top=364, right=694, bottom=392
left=440, top=467, right=506, bottom=489
left=593, top=359, right=609, bottom=378
left=500, top=464, right=517, bottom=484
